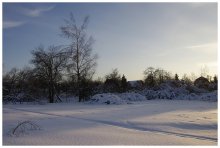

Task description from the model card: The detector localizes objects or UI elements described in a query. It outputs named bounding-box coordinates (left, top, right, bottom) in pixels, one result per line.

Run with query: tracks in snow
left=5, top=107, right=217, bottom=143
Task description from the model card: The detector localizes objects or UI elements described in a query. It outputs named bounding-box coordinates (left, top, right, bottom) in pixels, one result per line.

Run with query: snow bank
left=176, top=91, right=217, bottom=101
left=89, top=92, right=147, bottom=104
left=90, top=93, right=125, bottom=105
left=90, top=87, right=217, bottom=105
left=199, top=91, right=217, bottom=101
left=141, top=89, right=176, bottom=100
left=119, top=92, right=146, bottom=101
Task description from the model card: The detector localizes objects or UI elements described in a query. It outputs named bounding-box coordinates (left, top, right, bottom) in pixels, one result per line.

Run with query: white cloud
left=23, top=5, right=55, bottom=17
left=186, top=42, right=216, bottom=49
left=3, top=5, right=55, bottom=29
left=185, top=42, right=217, bottom=54
left=3, top=21, right=25, bottom=29
left=187, top=3, right=208, bottom=8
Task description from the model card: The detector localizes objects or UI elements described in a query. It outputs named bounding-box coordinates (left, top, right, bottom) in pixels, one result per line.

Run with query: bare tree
left=31, top=45, right=67, bottom=103
left=182, top=73, right=192, bottom=85
left=190, top=72, right=197, bottom=82
left=143, top=67, right=155, bottom=77
left=200, top=65, right=209, bottom=77
left=60, top=13, right=98, bottom=102
left=144, top=67, right=172, bottom=87
left=105, top=68, right=121, bottom=80
left=143, top=67, right=156, bottom=87
left=154, top=68, right=165, bottom=84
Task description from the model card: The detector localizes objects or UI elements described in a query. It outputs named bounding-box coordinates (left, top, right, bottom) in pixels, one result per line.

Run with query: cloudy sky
left=3, top=3, right=217, bottom=80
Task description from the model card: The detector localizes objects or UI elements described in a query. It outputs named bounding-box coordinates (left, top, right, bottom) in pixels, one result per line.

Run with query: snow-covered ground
left=3, top=99, right=217, bottom=145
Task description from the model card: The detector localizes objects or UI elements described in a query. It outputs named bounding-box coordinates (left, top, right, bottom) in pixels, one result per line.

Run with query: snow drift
left=119, top=92, right=146, bottom=101
left=89, top=92, right=147, bottom=104
left=90, top=93, right=125, bottom=104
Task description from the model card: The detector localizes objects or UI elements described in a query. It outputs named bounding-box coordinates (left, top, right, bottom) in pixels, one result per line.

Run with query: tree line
left=3, top=14, right=218, bottom=104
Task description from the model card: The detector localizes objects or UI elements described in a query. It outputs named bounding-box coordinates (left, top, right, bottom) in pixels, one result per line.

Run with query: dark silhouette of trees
left=143, top=67, right=156, bottom=87
left=182, top=74, right=193, bottom=85
left=31, top=45, right=67, bottom=103
left=104, top=68, right=121, bottom=92
left=143, top=67, right=172, bottom=87
left=154, top=68, right=165, bottom=84
left=154, top=68, right=172, bottom=84
left=3, top=68, right=19, bottom=97
left=60, top=13, right=98, bottom=102
left=3, top=67, right=47, bottom=103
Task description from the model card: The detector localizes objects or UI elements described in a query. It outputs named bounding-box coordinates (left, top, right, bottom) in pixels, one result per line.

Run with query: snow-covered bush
left=140, top=80, right=217, bottom=101
left=89, top=93, right=125, bottom=104
left=141, top=89, right=176, bottom=100
left=156, top=90, right=176, bottom=99
left=185, top=85, right=209, bottom=94
left=199, top=91, right=217, bottom=101
left=140, top=89, right=156, bottom=100
left=119, top=92, right=146, bottom=101
left=176, top=91, right=217, bottom=101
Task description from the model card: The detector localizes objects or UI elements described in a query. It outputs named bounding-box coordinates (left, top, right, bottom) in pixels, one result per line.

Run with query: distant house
left=128, top=80, right=144, bottom=90
left=194, top=76, right=210, bottom=89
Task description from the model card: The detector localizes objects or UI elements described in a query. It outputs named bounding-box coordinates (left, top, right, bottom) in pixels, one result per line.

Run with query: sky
left=3, top=3, right=218, bottom=80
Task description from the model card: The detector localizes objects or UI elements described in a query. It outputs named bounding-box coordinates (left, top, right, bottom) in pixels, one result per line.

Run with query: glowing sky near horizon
left=3, top=3, right=217, bottom=80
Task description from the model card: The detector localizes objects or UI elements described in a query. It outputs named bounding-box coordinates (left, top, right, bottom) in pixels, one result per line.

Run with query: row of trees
left=143, top=67, right=218, bottom=87
left=3, top=64, right=217, bottom=104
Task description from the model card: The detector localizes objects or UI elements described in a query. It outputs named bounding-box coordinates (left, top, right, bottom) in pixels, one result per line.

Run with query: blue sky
left=3, top=3, right=217, bottom=80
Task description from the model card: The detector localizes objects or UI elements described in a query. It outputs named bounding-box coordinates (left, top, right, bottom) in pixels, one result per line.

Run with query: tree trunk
left=49, top=86, right=55, bottom=103
left=48, top=86, right=53, bottom=103
left=51, top=83, right=55, bottom=103
left=78, top=80, right=82, bottom=102
left=49, top=71, right=54, bottom=103
left=76, top=38, right=82, bottom=102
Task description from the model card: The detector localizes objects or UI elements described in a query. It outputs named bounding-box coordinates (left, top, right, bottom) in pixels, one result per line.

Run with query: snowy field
left=3, top=99, right=217, bottom=145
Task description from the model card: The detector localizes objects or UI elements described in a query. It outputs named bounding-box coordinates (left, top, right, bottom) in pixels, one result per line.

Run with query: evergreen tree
left=175, top=73, right=179, bottom=81
left=121, top=74, right=127, bottom=92
left=213, top=75, right=218, bottom=83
